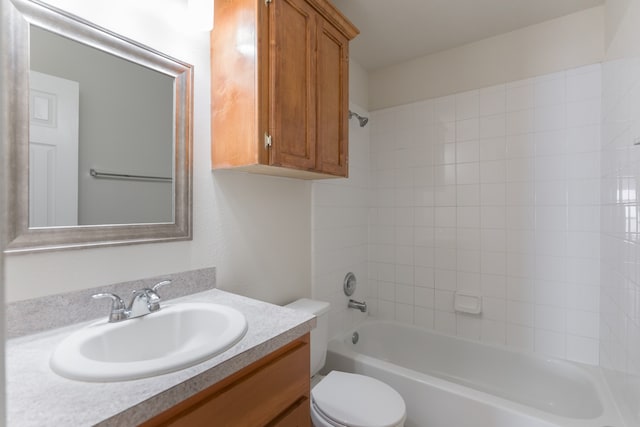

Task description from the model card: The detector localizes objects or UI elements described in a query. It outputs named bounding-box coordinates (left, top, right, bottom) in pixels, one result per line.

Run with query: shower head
left=349, top=110, right=369, bottom=127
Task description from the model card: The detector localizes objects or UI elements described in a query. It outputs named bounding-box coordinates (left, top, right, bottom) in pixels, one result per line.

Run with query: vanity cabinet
left=143, top=334, right=311, bottom=427
left=211, top=0, right=359, bottom=179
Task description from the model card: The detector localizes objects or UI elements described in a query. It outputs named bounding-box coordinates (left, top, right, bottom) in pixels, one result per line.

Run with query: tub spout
left=348, top=299, right=367, bottom=313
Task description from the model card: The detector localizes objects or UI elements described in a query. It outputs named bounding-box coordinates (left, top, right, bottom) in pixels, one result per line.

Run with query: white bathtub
left=324, top=320, right=624, bottom=427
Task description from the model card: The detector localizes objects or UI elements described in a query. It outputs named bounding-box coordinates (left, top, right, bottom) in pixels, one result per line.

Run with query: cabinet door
left=268, top=0, right=317, bottom=171
left=315, top=17, right=349, bottom=177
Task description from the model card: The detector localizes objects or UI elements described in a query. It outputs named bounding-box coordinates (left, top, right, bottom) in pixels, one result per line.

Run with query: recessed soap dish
left=454, top=291, right=482, bottom=314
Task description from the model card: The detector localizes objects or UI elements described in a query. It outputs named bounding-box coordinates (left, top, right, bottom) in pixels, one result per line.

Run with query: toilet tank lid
left=285, top=298, right=330, bottom=316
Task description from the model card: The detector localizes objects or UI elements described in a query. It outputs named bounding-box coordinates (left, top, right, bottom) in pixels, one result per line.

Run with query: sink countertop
left=6, top=289, right=315, bottom=427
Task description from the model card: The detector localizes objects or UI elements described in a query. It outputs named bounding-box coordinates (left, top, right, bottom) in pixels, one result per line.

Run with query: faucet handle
left=92, top=292, right=126, bottom=322
left=152, top=280, right=171, bottom=294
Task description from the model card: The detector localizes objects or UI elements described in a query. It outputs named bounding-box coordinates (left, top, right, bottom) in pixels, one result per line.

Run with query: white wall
left=600, top=0, right=640, bottom=425
left=312, top=102, right=370, bottom=339
left=1, top=0, right=7, bottom=420
left=311, top=57, right=370, bottom=339
left=368, top=64, right=602, bottom=365
left=5, top=0, right=311, bottom=305
left=349, top=59, right=369, bottom=111
left=368, top=6, right=605, bottom=111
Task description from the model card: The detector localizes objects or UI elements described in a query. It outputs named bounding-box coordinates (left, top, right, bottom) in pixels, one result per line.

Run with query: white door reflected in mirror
left=29, top=71, right=79, bottom=227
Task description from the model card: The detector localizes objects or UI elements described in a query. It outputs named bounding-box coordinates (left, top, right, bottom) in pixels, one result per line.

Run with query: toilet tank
left=285, top=298, right=331, bottom=376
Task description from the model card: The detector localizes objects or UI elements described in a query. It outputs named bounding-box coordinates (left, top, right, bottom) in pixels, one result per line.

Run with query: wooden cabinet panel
left=211, top=0, right=358, bottom=179
left=143, top=334, right=310, bottom=427
left=316, top=17, right=348, bottom=176
left=266, top=397, right=310, bottom=426
left=269, top=0, right=317, bottom=170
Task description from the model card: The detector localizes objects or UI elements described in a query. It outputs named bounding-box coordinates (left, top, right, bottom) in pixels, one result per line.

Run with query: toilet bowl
left=310, top=371, right=406, bottom=427
left=285, top=299, right=406, bottom=427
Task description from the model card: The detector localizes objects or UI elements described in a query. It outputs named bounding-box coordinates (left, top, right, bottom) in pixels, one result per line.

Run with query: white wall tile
left=535, top=329, right=566, bottom=358
left=435, top=269, right=457, bottom=291
left=566, top=125, right=600, bottom=154
left=457, top=184, right=480, bottom=206
left=434, top=95, right=456, bottom=123
left=482, top=274, right=507, bottom=298
left=481, top=183, right=506, bottom=205
left=480, top=85, right=506, bottom=116
left=508, top=300, right=534, bottom=326
left=506, top=83, right=535, bottom=111
left=566, top=335, right=599, bottom=365
left=481, top=251, right=506, bottom=275
left=456, top=140, right=480, bottom=163
left=506, top=229, right=536, bottom=253
left=506, top=158, right=535, bottom=182
left=507, top=324, right=534, bottom=351
left=457, top=162, right=480, bottom=185
left=535, top=129, right=566, bottom=157
left=566, top=68, right=601, bottom=103
left=534, top=74, right=565, bottom=107
left=481, top=206, right=506, bottom=229
left=457, top=119, right=479, bottom=142
left=457, top=207, right=480, bottom=228
left=457, top=314, right=482, bottom=340
left=396, top=303, right=414, bottom=324
left=435, top=311, right=457, bottom=335
left=481, top=229, right=507, bottom=252
left=506, top=110, right=535, bottom=135
left=480, top=137, right=507, bottom=161
left=567, top=99, right=601, bottom=127
left=435, top=289, right=456, bottom=312
left=506, top=134, right=535, bottom=158
left=566, top=309, right=599, bottom=338
left=414, top=307, right=434, bottom=329
left=480, top=161, right=506, bottom=184
left=456, top=90, right=479, bottom=120
left=506, top=182, right=535, bottom=206
left=535, top=155, right=566, bottom=181
left=457, top=228, right=481, bottom=250
left=360, top=64, right=602, bottom=367
left=480, top=115, right=506, bottom=139
left=535, top=181, right=567, bottom=205
left=535, top=105, right=566, bottom=132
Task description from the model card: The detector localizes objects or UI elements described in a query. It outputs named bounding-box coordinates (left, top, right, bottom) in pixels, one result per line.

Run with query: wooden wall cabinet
left=143, top=334, right=311, bottom=427
left=211, top=0, right=359, bottom=179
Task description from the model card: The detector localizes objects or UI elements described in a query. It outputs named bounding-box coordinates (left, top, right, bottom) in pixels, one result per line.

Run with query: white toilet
left=286, top=298, right=406, bottom=427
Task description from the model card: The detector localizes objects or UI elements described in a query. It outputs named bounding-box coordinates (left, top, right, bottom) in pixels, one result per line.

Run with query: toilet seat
left=311, top=371, right=406, bottom=427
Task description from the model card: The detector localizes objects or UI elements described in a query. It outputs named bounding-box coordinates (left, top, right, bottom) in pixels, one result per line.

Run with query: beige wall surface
left=369, top=6, right=605, bottom=110
left=349, top=59, right=369, bottom=110
left=605, top=0, right=632, bottom=49
left=5, top=0, right=312, bottom=305
left=1, top=0, right=7, bottom=421
left=605, top=0, right=640, bottom=59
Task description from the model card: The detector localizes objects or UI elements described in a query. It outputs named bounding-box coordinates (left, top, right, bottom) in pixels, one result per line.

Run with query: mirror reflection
left=4, top=0, right=192, bottom=254
left=29, top=26, right=174, bottom=227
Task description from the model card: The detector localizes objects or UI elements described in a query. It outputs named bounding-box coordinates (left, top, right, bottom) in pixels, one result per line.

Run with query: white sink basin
left=50, top=302, right=247, bottom=382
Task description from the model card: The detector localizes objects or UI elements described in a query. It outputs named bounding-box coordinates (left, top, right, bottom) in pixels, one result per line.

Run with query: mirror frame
left=3, top=0, right=193, bottom=254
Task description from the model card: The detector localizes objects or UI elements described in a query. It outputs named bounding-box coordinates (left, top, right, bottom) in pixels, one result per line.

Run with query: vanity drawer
left=145, top=334, right=310, bottom=427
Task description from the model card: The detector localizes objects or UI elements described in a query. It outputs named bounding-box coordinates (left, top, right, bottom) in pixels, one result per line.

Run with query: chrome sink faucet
left=92, top=280, right=171, bottom=322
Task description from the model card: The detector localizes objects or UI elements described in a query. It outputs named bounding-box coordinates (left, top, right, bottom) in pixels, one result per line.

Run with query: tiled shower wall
left=601, top=56, right=640, bottom=376
left=312, top=108, right=370, bottom=339
left=368, top=64, right=602, bottom=365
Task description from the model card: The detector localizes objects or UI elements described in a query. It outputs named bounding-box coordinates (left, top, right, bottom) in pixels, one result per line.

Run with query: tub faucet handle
left=348, top=299, right=367, bottom=313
